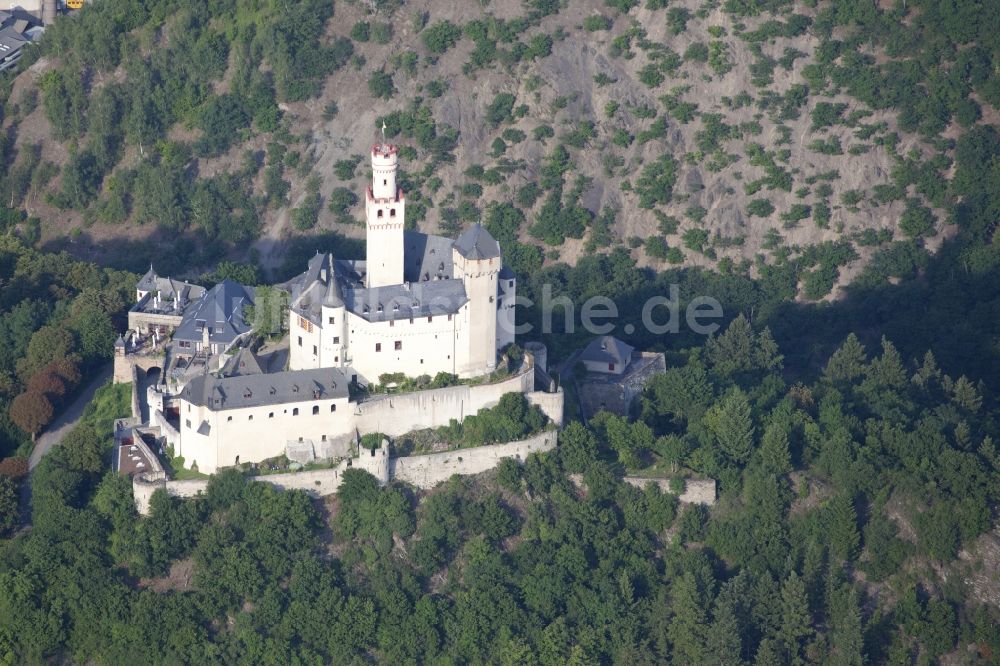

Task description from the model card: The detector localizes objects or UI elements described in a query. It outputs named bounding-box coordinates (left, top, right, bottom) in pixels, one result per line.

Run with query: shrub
left=747, top=199, right=775, bottom=217
left=422, top=21, right=462, bottom=54
left=368, top=70, right=395, bottom=99
left=583, top=15, right=612, bottom=31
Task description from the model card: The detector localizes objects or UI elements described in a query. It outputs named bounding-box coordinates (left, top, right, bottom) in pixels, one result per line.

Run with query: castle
left=282, top=142, right=516, bottom=379
left=115, top=140, right=561, bottom=476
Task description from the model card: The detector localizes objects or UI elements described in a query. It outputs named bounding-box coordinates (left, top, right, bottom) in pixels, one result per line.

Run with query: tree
left=758, top=422, right=791, bottom=475
left=823, top=334, right=867, bottom=384
left=706, top=387, right=755, bottom=466
left=827, top=494, right=860, bottom=561
left=668, top=572, right=708, bottom=662
left=10, top=391, right=54, bottom=438
left=558, top=422, right=598, bottom=473
left=0, top=475, right=17, bottom=535
left=422, top=21, right=461, bottom=53
left=827, top=584, right=864, bottom=666
left=779, top=572, right=813, bottom=661
left=704, top=599, right=743, bottom=666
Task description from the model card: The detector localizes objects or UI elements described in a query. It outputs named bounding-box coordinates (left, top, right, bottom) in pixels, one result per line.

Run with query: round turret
left=371, top=144, right=399, bottom=201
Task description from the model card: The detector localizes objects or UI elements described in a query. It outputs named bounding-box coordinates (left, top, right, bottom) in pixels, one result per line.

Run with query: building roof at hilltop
left=136, top=265, right=206, bottom=303
left=180, top=366, right=350, bottom=411
left=220, top=348, right=266, bottom=377
left=453, top=224, right=501, bottom=261
left=581, top=336, right=634, bottom=367
left=173, top=279, right=255, bottom=347
left=343, top=278, right=468, bottom=322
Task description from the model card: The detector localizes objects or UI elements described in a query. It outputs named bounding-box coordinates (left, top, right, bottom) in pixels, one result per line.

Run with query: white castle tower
left=365, top=131, right=405, bottom=288
left=452, top=225, right=502, bottom=375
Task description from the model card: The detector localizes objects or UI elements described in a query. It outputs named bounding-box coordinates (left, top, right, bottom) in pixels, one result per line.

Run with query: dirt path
left=28, top=363, right=113, bottom=471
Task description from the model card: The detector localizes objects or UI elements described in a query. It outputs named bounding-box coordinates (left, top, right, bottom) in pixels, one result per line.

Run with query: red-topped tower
left=364, top=137, right=405, bottom=288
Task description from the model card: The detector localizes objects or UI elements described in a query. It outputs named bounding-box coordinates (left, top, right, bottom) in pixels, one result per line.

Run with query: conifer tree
left=779, top=572, right=813, bottom=663
left=826, top=494, right=860, bottom=561
left=668, top=571, right=708, bottom=663
left=823, top=334, right=867, bottom=384
left=705, top=599, right=744, bottom=666
left=708, top=387, right=755, bottom=466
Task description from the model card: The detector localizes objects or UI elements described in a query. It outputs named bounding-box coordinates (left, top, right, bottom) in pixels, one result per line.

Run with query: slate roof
left=180, top=367, right=350, bottom=411
left=581, top=336, right=634, bottom=366
left=453, top=224, right=501, bottom=261
left=173, top=279, right=255, bottom=347
left=283, top=237, right=471, bottom=323
left=220, top=348, right=266, bottom=377
left=403, top=231, right=456, bottom=282
left=343, top=279, right=468, bottom=322
left=136, top=265, right=206, bottom=304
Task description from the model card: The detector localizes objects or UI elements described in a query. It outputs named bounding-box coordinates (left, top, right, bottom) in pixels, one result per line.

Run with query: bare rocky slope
left=1, top=0, right=983, bottom=298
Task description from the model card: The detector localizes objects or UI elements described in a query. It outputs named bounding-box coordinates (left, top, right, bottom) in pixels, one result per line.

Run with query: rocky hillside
left=0, top=0, right=995, bottom=298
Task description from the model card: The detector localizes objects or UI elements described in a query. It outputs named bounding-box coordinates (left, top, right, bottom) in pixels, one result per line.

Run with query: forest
left=0, top=0, right=999, bottom=662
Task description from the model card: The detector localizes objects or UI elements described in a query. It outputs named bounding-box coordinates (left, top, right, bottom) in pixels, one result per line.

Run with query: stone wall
left=526, top=389, right=564, bottom=427
left=133, top=431, right=558, bottom=514
left=391, top=431, right=556, bottom=489
left=129, top=365, right=141, bottom=419
left=152, top=409, right=180, bottom=452
left=114, top=352, right=165, bottom=384
left=349, top=362, right=535, bottom=437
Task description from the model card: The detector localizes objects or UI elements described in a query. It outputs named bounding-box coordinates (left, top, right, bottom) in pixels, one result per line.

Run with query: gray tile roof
left=581, top=336, right=634, bottom=366
left=220, top=348, right=265, bottom=377
left=344, top=279, right=468, bottom=321
left=404, top=231, right=456, bottom=282
left=283, top=236, right=471, bottom=323
left=173, top=279, right=255, bottom=347
left=136, top=266, right=206, bottom=304
left=453, top=224, right=501, bottom=261
left=181, top=367, right=350, bottom=411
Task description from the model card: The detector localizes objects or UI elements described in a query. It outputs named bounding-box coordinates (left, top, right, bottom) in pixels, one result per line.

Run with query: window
left=609, top=363, right=615, bottom=371
left=333, top=336, right=340, bottom=344
left=298, top=316, right=313, bottom=332
left=427, top=316, right=433, bottom=323
left=227, top=416, right=232, bottom=422
left=328, top=316, right=335, bottom=324
left=293, top=408, right=299, bottom=416
left=249, top=415, right=253, bottom=421
left=390, top=208, right=396, bottom=217
left=390, top=320, right=394, bottom=327
left=330, top=404, right=337, bottom=412
left=313, top=345, right=317, bottom=355
left=269, top=412, right=274, bottom=418
left=297, top=336, right=302, bottom=346
left=447, top=314, right=453, bottom=321
left=312, top=405, right=319, bottom=415
left=395, top=340, right=402, bottom=351
left=489, top=295, right=494, bottom=303
left=185, top=419, right=191, bottom=429
left=375, top=343, right=382, bottom=352
left=383, top=179, right=387, bottom=185
left=409, top=317, right=414, bottom=324
left=377, top=209, right=383, bottom=218
left=335, top=356, right=339, bottom=362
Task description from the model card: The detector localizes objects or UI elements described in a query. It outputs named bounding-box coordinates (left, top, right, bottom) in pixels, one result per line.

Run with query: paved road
left=28, top=362, right=113, bottom=471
